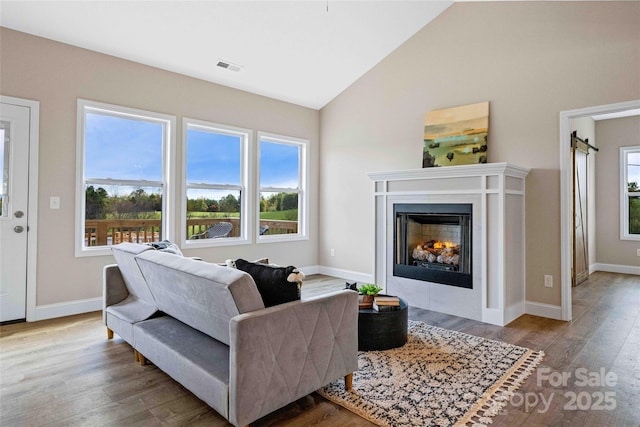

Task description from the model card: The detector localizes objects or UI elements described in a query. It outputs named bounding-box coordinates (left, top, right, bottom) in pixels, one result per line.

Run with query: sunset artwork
left=422, top=101, right=489, bottom=168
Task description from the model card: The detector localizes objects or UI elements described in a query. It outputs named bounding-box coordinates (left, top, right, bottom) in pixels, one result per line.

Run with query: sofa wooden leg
left=138, top=353, right=146, bottom=366
left=344, top=373, right=353, bottom=391
left=107, top=328, right=114, bottom=340
left=134, top=350, right=139, bottom=362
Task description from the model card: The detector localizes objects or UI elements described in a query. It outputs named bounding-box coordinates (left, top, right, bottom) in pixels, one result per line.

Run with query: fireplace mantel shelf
left=370, top=162, right=530, bottom=326
left=368, top=162, right=530, bottom=182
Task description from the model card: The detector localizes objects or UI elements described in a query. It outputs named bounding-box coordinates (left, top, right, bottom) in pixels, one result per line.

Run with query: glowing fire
left=412, top=240, right=461, bottom=266
left=433, top=241, right=457, bottom=249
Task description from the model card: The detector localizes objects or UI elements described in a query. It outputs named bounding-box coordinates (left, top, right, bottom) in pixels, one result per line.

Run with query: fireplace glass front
left=394, top=203, right=472, bottom=289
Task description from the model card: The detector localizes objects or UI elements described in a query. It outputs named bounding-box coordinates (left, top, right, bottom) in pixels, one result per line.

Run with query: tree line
left=86, top=186, right=297, bottom=219
left=86, top=187, right=162, bottom=219
left=187, top=191, right=298, bottom=214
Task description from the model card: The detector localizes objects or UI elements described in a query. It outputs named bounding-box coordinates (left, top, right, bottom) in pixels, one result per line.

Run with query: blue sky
left=85, top=114, right=299, bottom=198
left=85, top=113, right=162, bottom=182
left=186, top=129, right=241, bottom=185
left=629, top=152, right=640, bottom=188
left=259, top=140, right=299, bottom=188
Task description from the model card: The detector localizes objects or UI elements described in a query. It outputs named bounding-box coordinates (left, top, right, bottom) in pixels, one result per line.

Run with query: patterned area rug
left=318, top=321, right=544, bottom=427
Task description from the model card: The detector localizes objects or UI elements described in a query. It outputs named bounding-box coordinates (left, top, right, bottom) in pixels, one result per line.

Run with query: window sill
left=257, top=234, right=308, bottom=244
left=182, top=236, right=251, bottom=248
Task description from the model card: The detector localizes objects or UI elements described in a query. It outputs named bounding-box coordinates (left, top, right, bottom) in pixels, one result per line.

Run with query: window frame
left=620, top=146, right=640, bottom=241
left=75, top=99, right=176, bottom=257
left=181, top=118, right=251, bottom=248
left=257, top=131, right=308, bottom=243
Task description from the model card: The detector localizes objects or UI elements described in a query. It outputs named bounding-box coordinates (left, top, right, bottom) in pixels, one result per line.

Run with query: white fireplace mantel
left=369, top=162, right=530, bottom=326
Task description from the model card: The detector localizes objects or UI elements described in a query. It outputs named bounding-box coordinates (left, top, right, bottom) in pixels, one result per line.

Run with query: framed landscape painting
left=422, top=101, right=489, bottom=167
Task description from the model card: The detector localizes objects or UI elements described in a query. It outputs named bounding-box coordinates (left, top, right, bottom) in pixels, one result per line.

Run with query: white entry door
left=0, top=102, right=30, bottom=322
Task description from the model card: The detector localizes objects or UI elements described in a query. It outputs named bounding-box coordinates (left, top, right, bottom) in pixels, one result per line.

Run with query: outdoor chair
left=259, top=224, right=269, bottom=235
left=190, top=222, right=233, bottom=239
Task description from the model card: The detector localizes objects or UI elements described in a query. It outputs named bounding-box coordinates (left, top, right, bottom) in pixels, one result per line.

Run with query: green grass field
left=186, top=209, right=297, bottom=221
left=259, top=209, right=297, bottom=221
left=630, top=198, right=640, bottom=234
left=104, top=209, right=298, bottom=222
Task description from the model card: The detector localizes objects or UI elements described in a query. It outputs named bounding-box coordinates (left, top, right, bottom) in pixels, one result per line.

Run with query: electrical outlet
left=637, top=248, right=640, bottom=257
left=330, top=248, right=335, bottom=257
left=544, top=275, right=553, bottom=288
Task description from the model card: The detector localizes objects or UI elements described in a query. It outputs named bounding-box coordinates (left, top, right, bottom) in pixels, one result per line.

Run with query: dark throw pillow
left=234, top=258, right=303, bottom=307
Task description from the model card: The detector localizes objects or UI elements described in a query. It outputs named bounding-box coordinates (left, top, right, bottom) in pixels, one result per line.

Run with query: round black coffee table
left=358, top=297, right=408, bottom=351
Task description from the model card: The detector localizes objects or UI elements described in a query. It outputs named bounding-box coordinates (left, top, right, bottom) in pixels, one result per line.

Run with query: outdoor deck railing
left=84, top=218, right=298, bottom=246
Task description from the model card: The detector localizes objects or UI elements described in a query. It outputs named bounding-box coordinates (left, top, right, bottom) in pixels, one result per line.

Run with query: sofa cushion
left=234, top=259, right=303, bottom=307
left=104, top=295, right=161, bottom=344
left=134, top=250, right=265, bottom=345
left=105, top=295, right=158, bottom=324
left=110, top=243, right=156, bottom=304
left=133, top=316, right=230, bottom=418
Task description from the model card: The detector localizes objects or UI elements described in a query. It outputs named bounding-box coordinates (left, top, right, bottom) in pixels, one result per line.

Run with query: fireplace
left=394, top=203, right=472, bottom=289
left=370, top=163, right=530, bottom=326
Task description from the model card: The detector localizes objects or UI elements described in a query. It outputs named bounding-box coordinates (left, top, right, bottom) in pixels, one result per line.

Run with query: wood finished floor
left=1, top=271, right=638, bottom=426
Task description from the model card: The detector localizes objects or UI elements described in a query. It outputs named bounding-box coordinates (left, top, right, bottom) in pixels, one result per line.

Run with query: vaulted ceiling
left=0, top=1, right=453, bottom=109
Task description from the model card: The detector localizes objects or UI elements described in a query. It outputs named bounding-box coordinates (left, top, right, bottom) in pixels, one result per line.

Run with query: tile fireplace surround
left=369, top=163, right=530, bottom=326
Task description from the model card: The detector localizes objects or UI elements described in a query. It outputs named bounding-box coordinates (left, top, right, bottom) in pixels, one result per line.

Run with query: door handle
left=14, top=225, right=24, bottom=233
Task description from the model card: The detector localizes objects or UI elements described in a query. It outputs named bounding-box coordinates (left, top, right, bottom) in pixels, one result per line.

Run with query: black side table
left=358, top=297, right=408, bottom=351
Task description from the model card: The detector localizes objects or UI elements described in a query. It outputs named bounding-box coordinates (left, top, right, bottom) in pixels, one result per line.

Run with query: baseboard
left=32, top=297, right=102, bottom=321
left=505, top=302, right=526, bottom=325
left=307, top=265, right=374, bottom=284
left=590, top=263, right=640, bottom=275
left=299, top=265, right=322, bottom=275
left=525, top=301, right=563, bottom=320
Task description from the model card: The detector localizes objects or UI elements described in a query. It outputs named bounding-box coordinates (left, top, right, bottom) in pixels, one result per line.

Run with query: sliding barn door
left=572, top=133, right=590, bottom=287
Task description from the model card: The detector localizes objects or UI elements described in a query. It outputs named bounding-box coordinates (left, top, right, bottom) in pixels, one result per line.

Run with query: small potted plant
left=358, top=284, right=383, bottom=305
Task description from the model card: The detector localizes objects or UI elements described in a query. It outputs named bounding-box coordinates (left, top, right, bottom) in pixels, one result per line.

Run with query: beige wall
left=2, top=2, right=638, bottom=313
left=595, top=116, right=640, bottom=267
left=0, top=28, right=320, bottom=306
left=319, top=2, right=640, bottom=306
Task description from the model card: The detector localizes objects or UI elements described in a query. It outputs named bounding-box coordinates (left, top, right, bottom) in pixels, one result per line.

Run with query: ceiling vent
left=216, top=60, right=243, bottom=72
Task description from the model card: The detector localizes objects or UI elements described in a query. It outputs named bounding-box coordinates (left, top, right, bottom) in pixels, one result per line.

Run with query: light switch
left=50, top=196, right=60, bottom=209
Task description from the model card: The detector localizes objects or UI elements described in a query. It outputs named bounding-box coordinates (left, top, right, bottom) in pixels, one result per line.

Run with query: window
left=183, top=119, right=249, bottom=246
left=76, top=100, right=175, bottom=256
left=621, top=146, right=640, bottom=240
left=0, top=124, right=7, bottom=217
left=258, top=132, right=308, bottom=241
